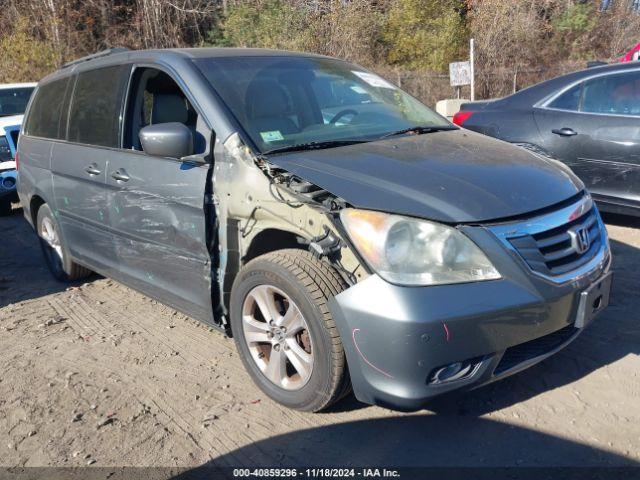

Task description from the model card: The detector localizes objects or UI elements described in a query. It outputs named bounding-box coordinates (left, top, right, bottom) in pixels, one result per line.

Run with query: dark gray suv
left=17, top=48, right=612, bottom=412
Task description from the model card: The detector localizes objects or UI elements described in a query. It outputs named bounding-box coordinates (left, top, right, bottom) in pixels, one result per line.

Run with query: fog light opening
left=428, top=357, right=485, bottom=385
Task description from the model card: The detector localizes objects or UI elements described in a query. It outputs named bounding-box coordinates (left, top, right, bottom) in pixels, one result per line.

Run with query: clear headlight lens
left=340, top=209, right=501, bottom=286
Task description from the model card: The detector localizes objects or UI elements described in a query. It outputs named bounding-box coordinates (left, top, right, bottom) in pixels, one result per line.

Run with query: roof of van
left=38, top=47, right=331, bottom=85
left=168, top=47, right=328, bottom=58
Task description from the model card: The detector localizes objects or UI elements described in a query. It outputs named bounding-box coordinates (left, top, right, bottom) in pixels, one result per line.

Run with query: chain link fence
left=378, top=61, right=590, bottom=108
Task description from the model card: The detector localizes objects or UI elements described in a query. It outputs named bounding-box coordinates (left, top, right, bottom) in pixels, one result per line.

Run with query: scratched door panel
left=569, top=119, right=640, bottom=205
left=532, top=108, right=583, bottom=165
left=534, top=108, right=640, bottom=204
left=105, top=149, right=213, bottom=324
left=50, top=141, right=118, bottom=274
left=48, top=64, right=131, bottom=275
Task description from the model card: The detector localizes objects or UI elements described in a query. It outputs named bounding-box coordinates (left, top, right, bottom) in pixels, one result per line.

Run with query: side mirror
left=139, top=122, right=193, bottom=159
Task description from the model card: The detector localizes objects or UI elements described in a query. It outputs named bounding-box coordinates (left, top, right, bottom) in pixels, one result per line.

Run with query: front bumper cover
left=328, top=223, right=611, bottom=411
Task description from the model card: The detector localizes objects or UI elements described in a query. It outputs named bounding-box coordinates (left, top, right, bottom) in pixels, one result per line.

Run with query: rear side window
left=68, top=65, right=129, bottom=147
left=549, top=84, right=581, bottom=111
left=23, top=79, right=69, bottom=139
left=582, top=71, right=640, bottom=116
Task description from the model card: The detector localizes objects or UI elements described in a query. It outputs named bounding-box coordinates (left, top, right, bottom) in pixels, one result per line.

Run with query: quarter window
left=23, top=79, right=69, bottom=139
left=582, top=71, right=640, bottom=116
left=68, top=65, right=129, bottom=147
left=549, top=84, right=581, bottom=111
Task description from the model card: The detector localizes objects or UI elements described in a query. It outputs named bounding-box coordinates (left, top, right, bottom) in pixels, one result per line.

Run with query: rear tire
left=36, top=204, right=92, bottom=282
left=230, top=249, right=351, bottom=412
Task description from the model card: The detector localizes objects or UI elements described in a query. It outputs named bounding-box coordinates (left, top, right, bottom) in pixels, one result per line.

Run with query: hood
left=269, top=129, right=583, bottom=223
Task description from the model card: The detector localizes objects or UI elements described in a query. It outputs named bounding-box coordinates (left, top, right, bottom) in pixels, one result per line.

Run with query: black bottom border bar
left=1, top=467, right=639, bottom=480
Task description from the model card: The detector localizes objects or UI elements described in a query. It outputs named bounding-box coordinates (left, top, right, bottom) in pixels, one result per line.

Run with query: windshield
left=0, top=87, right=34, bottom=117
left=193, top=56, right=451, bottom=153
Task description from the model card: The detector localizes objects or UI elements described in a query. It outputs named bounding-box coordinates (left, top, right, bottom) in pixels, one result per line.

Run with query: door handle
left=111, top=169, right=130, bottom=182
left=552, top=127, right=578, bottom=137
left=84, top=164, right=101, bottom=176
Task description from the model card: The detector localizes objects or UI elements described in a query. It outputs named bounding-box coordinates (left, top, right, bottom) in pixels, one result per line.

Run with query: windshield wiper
left=380, top=125, right=457, bottom=139
left=262, top=139, right=370, bottom=156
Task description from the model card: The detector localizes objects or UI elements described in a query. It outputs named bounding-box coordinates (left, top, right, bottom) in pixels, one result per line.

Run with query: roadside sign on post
left=449, top=61, right=471, bottom=87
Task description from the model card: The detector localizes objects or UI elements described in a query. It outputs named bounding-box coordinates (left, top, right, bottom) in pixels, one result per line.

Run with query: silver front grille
left=488, top=194, right=609, bottom=283
left=508, top=206, right=601, bottom=276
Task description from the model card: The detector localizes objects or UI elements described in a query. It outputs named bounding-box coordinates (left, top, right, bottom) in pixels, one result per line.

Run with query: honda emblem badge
left=570, top=227, right=591, bottom=254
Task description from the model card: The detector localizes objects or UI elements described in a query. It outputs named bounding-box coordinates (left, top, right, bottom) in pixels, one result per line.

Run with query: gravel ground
left=0, top=206, right=639, bottom=475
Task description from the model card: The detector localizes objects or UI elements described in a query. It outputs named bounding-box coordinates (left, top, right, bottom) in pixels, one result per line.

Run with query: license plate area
left=575, top=272, right=612, bottom=329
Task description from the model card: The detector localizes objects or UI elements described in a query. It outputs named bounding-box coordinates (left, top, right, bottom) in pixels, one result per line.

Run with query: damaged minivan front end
left=211, top=132, right=367, bottom=327
left=196, top=52, right=612, bottom=411
left=215, top=125, right=611, bottom=411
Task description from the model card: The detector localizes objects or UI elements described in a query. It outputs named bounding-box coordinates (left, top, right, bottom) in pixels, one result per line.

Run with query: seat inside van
left=244, top=79, right=300, bottom=136
left=125, top=69, right=198, bottom=151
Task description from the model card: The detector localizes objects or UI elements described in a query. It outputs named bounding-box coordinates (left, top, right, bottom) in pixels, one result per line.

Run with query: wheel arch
left=29, top=194, right=47, bottom=228
left=242, top=228, right=308, bottom=264
left=223, top=227, right=309, bottom=335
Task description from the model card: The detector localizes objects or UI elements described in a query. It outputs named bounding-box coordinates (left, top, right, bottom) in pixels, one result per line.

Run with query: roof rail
left=61, top=47, right=130, bottom=69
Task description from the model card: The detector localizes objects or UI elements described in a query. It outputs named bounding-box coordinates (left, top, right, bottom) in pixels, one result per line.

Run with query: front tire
left=230, top=249, right=351, bottom=412
left=36, top=204, right=92, bottom=282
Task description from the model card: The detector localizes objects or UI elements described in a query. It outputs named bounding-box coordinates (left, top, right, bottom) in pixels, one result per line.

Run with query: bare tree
left=134, top=0, right=219, bottom=48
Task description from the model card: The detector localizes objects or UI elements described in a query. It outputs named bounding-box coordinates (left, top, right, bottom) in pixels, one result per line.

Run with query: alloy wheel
left=241, top=284, right=314, bottom=390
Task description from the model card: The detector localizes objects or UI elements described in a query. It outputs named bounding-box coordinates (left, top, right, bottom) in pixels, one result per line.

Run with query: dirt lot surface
left=1, top=207, right=639, bottom=475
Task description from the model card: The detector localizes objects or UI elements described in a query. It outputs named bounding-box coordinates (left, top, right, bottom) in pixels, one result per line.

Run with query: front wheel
left=230, top=249, right=351, bottom=412
left=36, top=204, right=92, bottom=282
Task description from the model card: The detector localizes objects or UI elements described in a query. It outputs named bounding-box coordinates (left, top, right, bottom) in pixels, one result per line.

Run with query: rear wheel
left=230, top=249, right=351, bottom=412
left=36, top=204, right=92, bottom=282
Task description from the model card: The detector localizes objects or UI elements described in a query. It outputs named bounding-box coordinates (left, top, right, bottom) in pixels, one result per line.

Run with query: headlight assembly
left=340, top=209, right=501, bottom=286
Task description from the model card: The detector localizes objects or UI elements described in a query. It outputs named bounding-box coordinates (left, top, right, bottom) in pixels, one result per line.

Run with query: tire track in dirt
left=97, top=286, right=327, bottom=450
left=47, top=292, right=235, bottom=457
left=93, top=283, right=325, bottom=431
left=43, top=280, right=299, bottom=464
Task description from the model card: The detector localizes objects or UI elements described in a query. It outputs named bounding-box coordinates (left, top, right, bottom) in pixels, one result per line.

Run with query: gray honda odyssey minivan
left=17, top=48, right=612, bottom=412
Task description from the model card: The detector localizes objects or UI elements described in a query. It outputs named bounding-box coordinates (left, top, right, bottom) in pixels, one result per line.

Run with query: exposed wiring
left=268, top=175, right=305, bottom=209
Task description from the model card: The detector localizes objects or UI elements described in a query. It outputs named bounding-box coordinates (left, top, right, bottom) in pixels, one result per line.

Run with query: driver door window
left=123, top=67, right=205, bottom=153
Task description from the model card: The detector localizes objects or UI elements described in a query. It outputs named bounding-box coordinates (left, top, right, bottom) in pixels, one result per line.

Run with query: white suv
left=0, top=83, right=36, bottom=215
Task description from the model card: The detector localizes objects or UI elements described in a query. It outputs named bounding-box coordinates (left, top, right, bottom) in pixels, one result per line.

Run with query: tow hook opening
left=592, top=295, right=603, bottom=311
